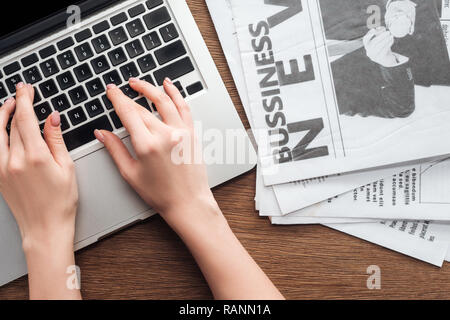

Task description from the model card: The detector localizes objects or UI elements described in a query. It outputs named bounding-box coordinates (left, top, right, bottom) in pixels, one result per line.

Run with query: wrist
left=22, top=223, right=75, bottom=258
left=163, top=193, right=229, bottom=238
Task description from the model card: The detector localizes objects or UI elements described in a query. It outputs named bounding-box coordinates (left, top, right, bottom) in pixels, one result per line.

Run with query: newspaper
left=207, top=0, right=450, bottom=266
left=256, top=165, right=376, bottom=223
left=231, top=0, right=450, bottom=185
left=207, top=0, right=422, bottom=215
left=276, top=157, right=450, bottom=220
left=273, top=15, right=450, bottom=214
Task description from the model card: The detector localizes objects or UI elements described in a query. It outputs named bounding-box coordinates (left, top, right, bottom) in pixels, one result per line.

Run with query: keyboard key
left=86, top=78, right=105, bottom=97
left=108, top=47, right=127, bottom=66
left=63, top=115, right=113, bottom=151
left=154, top=40, right=186, bottom=65
left=4, top=62, right=20, bottom=76
left=187, top=82, right=203, bottom=95
left=120, top=85, right=138, bottom=99
left=173, top=81, right=187, bottom=97
left=129, top=4, right=145, bottom=17
left=21, top=53, right=39, bottom=67
left=57, top=50, right=77, bottom=69
left=74, top=63, right=93, bottom=82
left=135, top=97, right=151, bottom=112
left=51, top=94, right=71, bottom=112
left=74, top=43, right=94, bottom=61
left=93, top=20, right=110, bottom=34
left=5, top=75, right=22, bottom=94
left=137, top=54, right=156, bottom=73
left=120, top=62, right=139, bottom=81
left=85, top=99, right=104, bottom=117
left=142, top=32, right=161, bottom=50
left=160, top=23, right=179, bottom=42
left=143, top=7, right=171, bottom=30
left=68, top=106, right=88, bottom=126
left=40, top=58, right=60, bottom=77
left=69, top=86, right=88, bottom=105
left=91, top=55, right=110, bottom=74
left=109, top=111, right=123, bottom=129
left=102, top=95, right=114, bottom=110
left=126, top=19, right=145, bottom=38
left=56, top=71, right=76, bottom=90
left=57, top=37, right=75, bottom=51
left=173, top=81, right=183, bottom=92
left=60, top=114, right=70, bottom=131
left=103, top=70, right=122, bottom=86
left=23, top=67, right=42, bottom=84
left=111, top=12, right=128, bottom=26
left=92, top=35, right=111, bottom=54
left=153, top=57, right=194, bottom=85
left=125, top=40, right=144, bottom=59
left=39, top=123, right=45, bottom=136
left=146, top=0, right=164, bottom=10
left=141, top=74, right=155, bottom=86
left=39, top=79, right=58, bottom=98
left=75, top=29, right=92, bottom=42
left=0, top=82, right=7, bottom=99
left=33, top=89, right=42, bottom=104
left=34, top=102, right=53, bottom=122
left=109, top=27, right=129, bottom=46
left=39, top=45, right=57, bottom=59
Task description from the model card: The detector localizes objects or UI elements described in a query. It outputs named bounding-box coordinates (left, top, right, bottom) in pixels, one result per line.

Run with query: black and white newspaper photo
left=231, top=0, right=450, bottom=185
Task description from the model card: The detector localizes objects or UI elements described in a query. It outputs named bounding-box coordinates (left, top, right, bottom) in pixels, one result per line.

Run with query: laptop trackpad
left=74, top=136, right=149, bottom=243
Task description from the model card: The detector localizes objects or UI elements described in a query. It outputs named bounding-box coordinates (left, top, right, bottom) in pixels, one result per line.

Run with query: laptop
left=0, top=0, right=256, bottom=286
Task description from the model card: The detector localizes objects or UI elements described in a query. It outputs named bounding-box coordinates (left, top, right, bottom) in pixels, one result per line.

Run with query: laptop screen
left=0, top=1, right=83, bottom=40
left=0, top=0, right=121, bottom=55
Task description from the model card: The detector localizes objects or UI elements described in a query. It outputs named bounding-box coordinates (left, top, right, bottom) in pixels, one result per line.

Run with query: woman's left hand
left=0, top=83, right=80, bottom=299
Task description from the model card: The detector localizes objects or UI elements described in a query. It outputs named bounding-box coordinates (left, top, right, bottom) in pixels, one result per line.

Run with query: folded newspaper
left=232, top=0, right=450, bottom=186
left=206, top=0, right=450, bottom=266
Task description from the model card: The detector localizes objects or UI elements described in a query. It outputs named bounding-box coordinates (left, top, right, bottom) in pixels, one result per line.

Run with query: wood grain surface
left=0, top=0, right=449, bottom=300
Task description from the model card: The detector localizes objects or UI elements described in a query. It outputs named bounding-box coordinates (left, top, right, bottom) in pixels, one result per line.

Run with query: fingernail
left=164, top=77, right=173, bottom=85
left=50, top=111, right=61, bottom=127
left=129, top=77, right=138, bottom=83
left=16, top=82, right=24, bottom=89
left=94, top=129, right=105, bottom=143
left=107, top=84, right=117, bottom=90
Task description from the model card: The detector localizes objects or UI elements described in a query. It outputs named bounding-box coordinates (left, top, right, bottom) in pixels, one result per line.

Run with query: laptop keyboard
left=0, top=0, right=205, bottom=152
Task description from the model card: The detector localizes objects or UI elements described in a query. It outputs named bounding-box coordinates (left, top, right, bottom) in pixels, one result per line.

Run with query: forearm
left=23, top=230, right=81, bottom=300
left=165, top=199, right=284, bottom=300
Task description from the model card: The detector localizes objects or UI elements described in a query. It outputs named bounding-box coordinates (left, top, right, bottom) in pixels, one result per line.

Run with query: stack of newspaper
left=206, top=0, right=450, bottom=266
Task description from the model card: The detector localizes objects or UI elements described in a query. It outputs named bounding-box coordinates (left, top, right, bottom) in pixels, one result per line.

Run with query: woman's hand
left=95, top=77, right=219, bottom=228
left=97, top=78, right=284, bottom=300
left=0, top=83, right=80, bottom=300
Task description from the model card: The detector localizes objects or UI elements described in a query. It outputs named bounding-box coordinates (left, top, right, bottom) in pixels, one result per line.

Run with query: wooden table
left=1, top=0, right=449, bottom=300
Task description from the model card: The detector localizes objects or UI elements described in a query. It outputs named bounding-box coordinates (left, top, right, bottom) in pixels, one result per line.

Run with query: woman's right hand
left=95, top=78, right=222, bottom=228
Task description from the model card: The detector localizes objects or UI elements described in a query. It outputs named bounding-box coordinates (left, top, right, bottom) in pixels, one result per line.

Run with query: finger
left=14, top=83, right=46, bottom=151
left=370, top=31, right=391, bottom=48
left=9, top=115, right=25, bottom=162
left=129, top=78, right=182, bottom=126
left=363, top=28, right=378, bottom=47
left=134, top=102, right=166, bottom=131
left=373, top=35, right=394, bottom=58
left=44, top=111, right=72, bottom=167
left=163, top=78, right=193, bottom=127
left=106, top=84, right=150, bottom=138
left=0, top=98, right=16, bottom=162
left=94, top=129, right=136, bottom=181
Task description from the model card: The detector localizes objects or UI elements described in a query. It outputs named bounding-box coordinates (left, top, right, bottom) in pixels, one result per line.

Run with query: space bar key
left=63, top=116, right=113, bottom=152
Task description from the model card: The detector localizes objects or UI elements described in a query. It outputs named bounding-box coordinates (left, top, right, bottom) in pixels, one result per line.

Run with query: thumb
left=44, top=111, right=72, bottom=166
left=94, top=129, right=135, bottom=181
